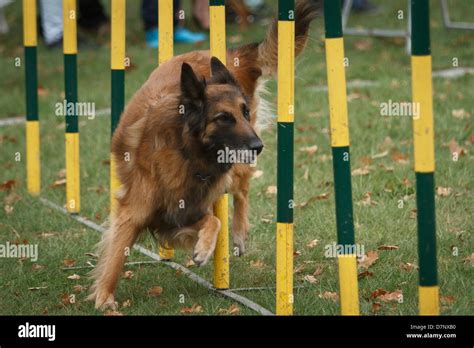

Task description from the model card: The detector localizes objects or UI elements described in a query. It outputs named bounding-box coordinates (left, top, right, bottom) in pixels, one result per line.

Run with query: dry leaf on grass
left=217, top=304, right=240, bottom=315
left=73, top=285, right=85, bottom=293
left=352, top=166, right=371, bottom=176
left=400, top=262, right=418, bottom=271
left=29, top=286, right=48, bottom=291
left=252, top=170, right=263, bottom=179
left=105, top=310, right=123, bottom=316
left=371, top=150, right=389, bottom=159
left=250, top=259, right=265, bottom=268
left=378, top=245, right=399, bottom=251
left=303, top=275, right=317, bottom=284
left=266, top=185, right=277, bottom=195
left=50, top=178, right=67, bottom=188
left=318, top=291, right=339, bottom=301
left=313, top=264, right=324, bottom=277
left=440, top=295, right=455, bottom=305
left=185, top=258, right=196, bottom=268
left=180, top=303, right=203, bottom=314
left=4, top=205, right=14, bottom=214
left=63, top=258, right=76, bottom=267
left=463, top=253, right=474, bottom=264
left=67, top=274, right=81, bottom=280
left=299, top=145, right=318, bottom=156
left=0, top=179, right=17, bottom=191
left=147, top=286, right=163, bottom=297
left=32, top=264, right=45, bottom=270
left=436, top=187, right=453, bottom=197
left=448, top=139, right=467, bottom=156
left=122, top=299, right=132, bottom=308
left=358, top=271, right=374, bottom=279
left=372, top=302, right=382, bottom=314
left=306, top=239, right=319, bottom=248
left=122, top=270, right=134, bottom=279
left=379, top=290, right=403, bottom=302
left=358, top=250, right=379, bottom=269
left=451, top=108, right=470, bottom=119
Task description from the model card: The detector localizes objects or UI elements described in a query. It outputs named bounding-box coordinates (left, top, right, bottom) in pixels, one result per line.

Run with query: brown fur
left=89, top=0, right=318, bottom=310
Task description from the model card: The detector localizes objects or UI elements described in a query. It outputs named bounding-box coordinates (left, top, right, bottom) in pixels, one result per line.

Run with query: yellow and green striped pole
left=324, top=0, right=359, bottom=316
left=410, top=0, right=439, bottom=316
left=276, top=0, right=295, bottom=315
left=110, top=0, right=126, bottom=212
left=23, top=0, right=40, bottom=195
left=158, top=0, right=175, bottom=260
left=210, top=0, right=230, bottom=290
left=63, top=0, right=80, bottom=214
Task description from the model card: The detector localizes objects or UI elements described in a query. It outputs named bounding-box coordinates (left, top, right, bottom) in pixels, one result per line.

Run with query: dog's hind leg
left=88, top=209, right=142, bottom=310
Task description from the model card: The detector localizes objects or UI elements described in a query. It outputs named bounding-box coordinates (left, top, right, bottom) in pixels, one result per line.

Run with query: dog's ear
left=181, top=62, right=206, bottom=102
left=210, top=57, right=238, bottom=86
left=180, top=62, right=206, bottom=134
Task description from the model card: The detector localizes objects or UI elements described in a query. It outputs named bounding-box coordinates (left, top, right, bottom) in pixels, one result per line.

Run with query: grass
left=0, top=0, right=473, bottom=316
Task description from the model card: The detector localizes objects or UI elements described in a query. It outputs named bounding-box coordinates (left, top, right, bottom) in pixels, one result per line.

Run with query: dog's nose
left=249, top=138, right=264, bottom=155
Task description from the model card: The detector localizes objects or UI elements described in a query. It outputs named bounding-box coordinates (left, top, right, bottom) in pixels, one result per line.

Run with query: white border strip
left=39, top=197, right=274, bottom=316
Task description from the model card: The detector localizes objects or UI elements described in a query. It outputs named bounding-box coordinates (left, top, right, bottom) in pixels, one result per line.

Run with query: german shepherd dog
left=90, top=0, right=317, bottom=310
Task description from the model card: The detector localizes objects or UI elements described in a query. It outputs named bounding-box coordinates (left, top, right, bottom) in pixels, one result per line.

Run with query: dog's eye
left=215, top=112, right=236, bottom=125
left=242, top=105, right=250, bottom=121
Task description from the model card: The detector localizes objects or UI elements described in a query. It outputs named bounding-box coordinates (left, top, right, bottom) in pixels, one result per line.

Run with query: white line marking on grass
left=39, top=197, right=274, bottom=316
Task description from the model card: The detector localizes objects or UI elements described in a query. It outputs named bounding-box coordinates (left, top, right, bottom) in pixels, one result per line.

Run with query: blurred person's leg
left=142, top=0, right=206, bottom=48
left=39, top=0, right=63, bottom=47
left=192, top=0, right=210, bottom=30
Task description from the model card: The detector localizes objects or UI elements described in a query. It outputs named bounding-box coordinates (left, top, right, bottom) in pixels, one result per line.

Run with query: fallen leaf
left=354, top=39, right=373, bottom=51
left=436, top=187, right=453, bottom=197
left=50, top=178, right=66, bottom=188
left=32, top=264, right=45, bottom=270
left=298, top=193, right=330, bottom=208
left=379, top=289, right=402, bottom=302
left=463, top=253, right=474, bottom=264
left=378, top=245, right=399, bottom=251
left=294, top=250, right=302, bottom=257
left=63, top=258, right=76, bottom=267
left=448, top=139, right=467, bottom=157
left=304, top=275, right=317, bottom=284
left=352, top=166, right=371, bottom=176
left=73, top=285, right=85, bottom=293
left=372, top=302, right=382, bottom=314
left=37, top=85, right=49, bottom=96
left=266, top=185, right=277, bottom=195
left=180, top=303, right=203, bottom=314
left=451, top=108, right=470, bottom=119
left=122, top=270, right=134, bottom=279
left=294, top=264, right=306, bottom=274
left=85, top=252, right=98, bottom=258
left=67, top=274, right=81, bottom=280
left=318, top=291, right=339, bottom=301
left=252, top=170, right=263, bottom=179
left=217, top=303, right=240, bottom=315
left=440, top=295, right=455, bottom=304
left=260, top=218, right=272, bottom=224
left=313, top=264, right=324, bottom=276
left=370, top=288, right=387, bottom=299
left=306, top=239, right=319, bottom=248
left=358, top=250, right=379, bottom=269
left=299, top=145, right=318, bottom=155
left=250, top=259, right=265, bottom=268
left=105, top=310, right=123, bottom=316
left=185, top=258, right=196, bottom=267
left=358, top=270, right=374, bottom=279
left=371, top=150, right=389, bottom=159
left=359, top=192, right=377, bottom=206
left=4, top=205, right=14, bottom=214
left=60, top=293, right=74, bottom=305
left=122, top=299, right=132, bottom=308
left=29, top=286, right=48, bottom=291
left=147, top=286, right=163, bottom=297
left=391, top=151, right=409, bottom=164
left=40, top=232, right=57, bottom=238
left=4, top=192, right=21, bottom=205
left=0, top=179, right=17, bottom=191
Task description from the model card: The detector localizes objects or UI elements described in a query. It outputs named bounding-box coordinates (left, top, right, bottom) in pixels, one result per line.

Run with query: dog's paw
left=88, top=290, right=118, bottom=311
left=233, top=235, right=246, bottom=256
left=192, top=240, right=215, bottom=267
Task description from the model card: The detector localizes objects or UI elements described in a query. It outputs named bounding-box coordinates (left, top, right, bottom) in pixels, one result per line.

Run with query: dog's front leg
left=89, top=210, right=142, bottom=310
left=190, top=214, right=221, bottom=266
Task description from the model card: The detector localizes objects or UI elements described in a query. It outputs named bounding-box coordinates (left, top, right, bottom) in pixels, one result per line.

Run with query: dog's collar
left=195, top=172, right=212, bottom=182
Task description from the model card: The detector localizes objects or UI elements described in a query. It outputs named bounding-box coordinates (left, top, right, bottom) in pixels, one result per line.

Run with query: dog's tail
left=257, top=0, right=319, bottom=76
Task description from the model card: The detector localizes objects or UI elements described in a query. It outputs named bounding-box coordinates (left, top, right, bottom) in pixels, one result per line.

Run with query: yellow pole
left=210, top=0, right=230, bottom=289
left=158, top=0, right=175, bottom=260
left=63, top=0, right=80, bottom=214
left=110, top=0, right=126, bottom=212
left=276, top=0, right=295, bottom=315
left=23, top=0, right=40, bottom=195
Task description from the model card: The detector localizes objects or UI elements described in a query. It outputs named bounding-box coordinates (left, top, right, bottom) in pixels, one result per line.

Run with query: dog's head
left=179, top=57, right=263, bottom=168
